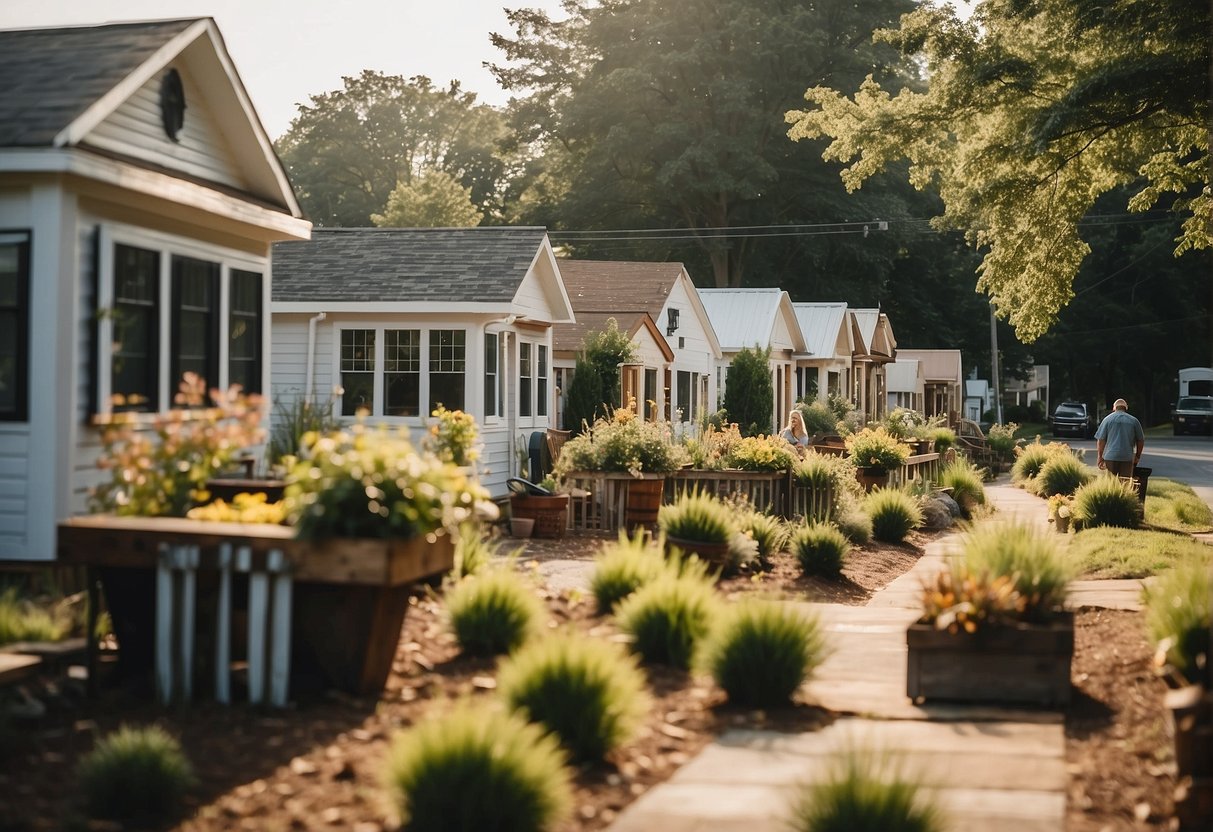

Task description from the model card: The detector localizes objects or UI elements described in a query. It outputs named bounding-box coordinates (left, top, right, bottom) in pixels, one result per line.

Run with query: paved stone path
left=608, top=478, right=1152, bottom=832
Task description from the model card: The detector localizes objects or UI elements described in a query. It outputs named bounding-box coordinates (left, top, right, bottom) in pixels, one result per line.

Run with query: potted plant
left=658, top=490, right=757, bottom=574
left=1046, top=493, right=1073, bottom=533
left=508, top=476, right=570, bottom=539
left=907, top=525, right=1075, bottom=706
left=844, top=427, right=911, bottom=491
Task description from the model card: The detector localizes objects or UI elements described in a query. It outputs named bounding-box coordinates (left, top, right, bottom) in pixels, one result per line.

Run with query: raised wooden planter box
left=664, top=536, right=731, bottom=570
left=670, top=469, right=786, bottom=514
left=906, top=612, right=1074, bottom=707
left=58, top=516, right=455, bottom=702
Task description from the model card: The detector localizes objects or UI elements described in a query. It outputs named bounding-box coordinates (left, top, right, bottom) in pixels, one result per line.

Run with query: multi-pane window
left=170, top=255, right=220, bottom=396
left=644, top=368, right=657, bottom=420
left=677, top=370, right=692, bottom=422
left=228, top=269, right=262, bottom=394
left=340, top=329, right=376, bottom=415
left=484, top=333, right=499, bottom=418
left=519, top=342, right=533, bottom=418
left=0, top=233, right=29, bottom=421
left=384, top=329, right=420, bottom=416
left=429, top=329, right=465, bottom=411
left=111, top=244, right=159, bottom=411
left=536, top=345, right=548, bottom=417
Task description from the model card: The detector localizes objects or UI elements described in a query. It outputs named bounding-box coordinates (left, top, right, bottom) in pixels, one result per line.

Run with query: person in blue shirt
left=1094, top=398, right=1144, bottom=478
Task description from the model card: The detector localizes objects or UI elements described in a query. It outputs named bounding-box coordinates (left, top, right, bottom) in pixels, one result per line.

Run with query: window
left=519, top=342, right=533, bottom=418
left=340, top=329, right=376, bottom=415
left=644, top=368, right=657, bottom=420
left=536, top=345, right=548, bottom=417
left=384, top=329, right=420, bottom=416
left=0, top=232, right=29, bottom=421
left=111, top=244, right=159, bottom=411
left=228, top=270, right=262, bottom=394
left=170, top=256, right=220, bottom=396
left=428, top=329, right=465, bottom=411
left=677, top=370, right=692, bottom=422
left=484, top=333, right=499, bottom=418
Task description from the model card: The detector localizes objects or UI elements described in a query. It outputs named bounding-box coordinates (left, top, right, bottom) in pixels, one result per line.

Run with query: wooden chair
left=545, top=429, right=590, bottom=529
left=954, top=419, right=996, bottom=468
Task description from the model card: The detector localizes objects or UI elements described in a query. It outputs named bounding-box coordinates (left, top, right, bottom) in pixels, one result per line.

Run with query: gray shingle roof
left=0, top=19, right=200, bottom=147
left=271, top=227, right=550, bottom=304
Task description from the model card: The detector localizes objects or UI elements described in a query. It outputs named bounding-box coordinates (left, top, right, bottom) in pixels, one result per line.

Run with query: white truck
left=1178, top=367, right=1213, bottom=398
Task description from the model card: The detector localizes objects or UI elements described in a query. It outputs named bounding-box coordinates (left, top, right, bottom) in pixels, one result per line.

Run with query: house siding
left=84, top=62, right=247, bottom=193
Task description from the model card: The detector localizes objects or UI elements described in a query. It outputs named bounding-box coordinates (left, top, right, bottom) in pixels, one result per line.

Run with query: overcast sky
left=1, top=0, right=565, bottom=140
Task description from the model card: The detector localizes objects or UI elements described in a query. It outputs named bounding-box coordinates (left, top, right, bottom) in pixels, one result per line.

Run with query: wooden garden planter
left=664, top=536, right=731, bottom=570
left=906, top=612, right=1074, bottom=707
left=58, top=516, right=455, bottom=702
left=1166, top=684, right=1213, bottom=828
left=669, top=469, right=785, bottom=514
left=509, top=493, right=570, bottom=538
left=856, top=467, right=889, bottom=492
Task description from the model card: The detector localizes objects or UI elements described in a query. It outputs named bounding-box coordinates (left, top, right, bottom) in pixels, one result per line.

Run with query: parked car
left=1050, top=402, right=1094, bottom=439
left=1171, top=396, right=1213, bottom=436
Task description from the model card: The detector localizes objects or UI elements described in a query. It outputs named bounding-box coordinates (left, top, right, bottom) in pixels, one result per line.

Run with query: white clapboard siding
left=0, top=432, right=29, bottom=552
left=512, top=265, right=556, bottom=321
left=479, top=426, right=511, bottom=497
left=84, top=65, right=247, bottom=193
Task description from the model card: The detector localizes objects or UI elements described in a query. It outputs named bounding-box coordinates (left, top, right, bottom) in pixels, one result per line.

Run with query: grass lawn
left=1143, top=422, right=1174, bottom=438
left=1013, top=422, right=1049, bottom=441
left=1144, top=477, right=1213, bottom=533
left=1068, top=526, right=1212, bottom=579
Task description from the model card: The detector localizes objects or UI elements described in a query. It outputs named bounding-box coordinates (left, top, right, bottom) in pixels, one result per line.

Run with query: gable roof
left=698, top=288, right=805, bottom=353
left=851, top=308, right=896, bottom=358
left=792, top=302, right=849, bottom=359
left=272, top=227, right=554, bottom=305
left=897, top=349, right=963, bottom=382
left=552, top=311, right=673, bottom=361
left=556, top=260, right=683, bottom=319
left=886, top=360, right=922, bottom=393
left=0, top=18, right=300, bottom=217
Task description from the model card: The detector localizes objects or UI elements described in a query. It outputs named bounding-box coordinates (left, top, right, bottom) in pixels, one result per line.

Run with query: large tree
left=787, top=0, right=1211, bottom=342
left=372, top=170, right=482, bottom=227
left=276, top=71, right=510, bottom=226
left=490, top=0, right=919, bottom=288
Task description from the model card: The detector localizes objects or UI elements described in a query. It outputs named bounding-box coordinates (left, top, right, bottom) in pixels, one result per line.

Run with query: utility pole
left=990, top=302, right=1004, bottom=424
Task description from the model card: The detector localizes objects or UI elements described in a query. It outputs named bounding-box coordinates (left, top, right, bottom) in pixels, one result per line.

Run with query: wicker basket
left=510, top=494, right=570, bottom=539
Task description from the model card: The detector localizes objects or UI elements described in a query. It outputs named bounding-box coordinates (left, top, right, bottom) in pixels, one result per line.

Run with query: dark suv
left=1172, top=396, right=1213, bottom=435
left=1050, top=402, right=1094, bottom=439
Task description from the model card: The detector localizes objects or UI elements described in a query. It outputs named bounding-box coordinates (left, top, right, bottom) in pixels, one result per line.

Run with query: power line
left=1049, top=313, right=1207, bottom=338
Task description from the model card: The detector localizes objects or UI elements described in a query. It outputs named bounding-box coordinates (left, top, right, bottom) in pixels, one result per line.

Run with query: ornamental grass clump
left=382, top=704, right=572, bottom=832
left=77, top=725, right=195, bottom=826
left=590, top=529, right=674, bottom=612
left=1034, top=453, right=1094, bottom=497
left=616, top=575, right=720, bottom=669
left=864, top=488, right=923, bottom=544
left=696, top=600, right=827, bottom=708
left=834, top=507, right=873, bottom=544
left=0, top=589, right=65, bottom=645
left=962, top=525, right=1073, bottom=622
left=445, top=568, right=545, bottom=655
left=1143, top=559, right=1211, bottom=684
left=789, top=522, right=851, bottom=579
left=936, top=458, right=985, bottom=516
left=1011, top=441, right=1070, bottom=485
left=660, top=491, right=758, bottom=573
left=738, top=511, right=789, bottom=567
left=1071, top=476, right=1140, bottom=530
left=844, top=427, right=910, bottom=473
left=283, top=423, right=496, bottom=541
left=787, top=748, right=945, bottom=832
left=498, top=632, right=648, bottom=762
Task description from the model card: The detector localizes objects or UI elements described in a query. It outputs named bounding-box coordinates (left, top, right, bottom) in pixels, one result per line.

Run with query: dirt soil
left=0, top=533, right=1181, bottom=831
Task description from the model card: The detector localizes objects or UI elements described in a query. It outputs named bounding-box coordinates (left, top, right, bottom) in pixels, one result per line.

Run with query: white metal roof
left=698, top=288, right=805, bottom=352
left=792, top=302, right=848, bottom=358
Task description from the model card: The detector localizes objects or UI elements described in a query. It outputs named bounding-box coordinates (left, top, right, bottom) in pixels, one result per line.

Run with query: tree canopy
left=787, top=0, right=1211, bottom=342
left=372, top=170, right=482, bottom=227
left=276, top=71, right=510, bottom=227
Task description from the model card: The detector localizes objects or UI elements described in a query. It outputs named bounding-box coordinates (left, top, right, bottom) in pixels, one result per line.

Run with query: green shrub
left=451, top=523, right=502, bottom=580
left=929, top=427, right=956, bottom=454
left=616, top=576, right=719, bottom=669
left=797, top=401, right=839, bottom=435
left=794, top=453, right=835, bottom=489
left=963, top=525, right=1073, bottom=621
left=1143, top=559, right=1211, bottom=683
left=267, top=394, right=341, bottom=464
left=724, top=345, right=774, bottom=436
left=498, top=633, right=648, bottom=762
left=936, top=459, right=985, bottom=515
left=0, top=589, right=65, bottom=646
left=1071, top=476, right=1140, bottom=530
left=659, top=490, right=734, bottom=544
left=77, top=725, right=195, bottom=825
left=985, top=423, right=1019, bottom=459
left=446, top=569, right=545, bottom=655
left=1034, top=454, right=1094, bottom=497
left=834, top=509, right=872, bottom=545
left=1011, top=441, right=1068, bottom=484
left=845, top=427, right=911, bottom=473
left=697, top=600, right=827, bottom=708
left=738, top=512, right=788, bottom=567
left=864, top=489, right=924, bottom=544
left=787, top=749, right=944, bottom=832
left=1073, top=527, right=1213, bottom=578
left=789, top=523, right=850, bottom=578
left=590, top=529, right=671, bottom=612
left=383, top=704, right=572, bottom=832
left=724, top=435, right=799, bottom=471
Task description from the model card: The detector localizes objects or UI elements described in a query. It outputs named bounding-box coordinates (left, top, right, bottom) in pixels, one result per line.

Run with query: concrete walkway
left=608, top=477, right=1147, bottom=832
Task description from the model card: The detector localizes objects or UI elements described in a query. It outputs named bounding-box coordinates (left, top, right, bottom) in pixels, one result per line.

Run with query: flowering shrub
left=723, top=435, right=798, bottom=471
left=425, top=405, right=479, bottom=467
left=186, top=493, right=285, bottom=524
left=284, top=423, right=496, bottom=541
left=91, top=374, right=264, bottom=517
left=986, top=423, right=1021, bottom=460
left=844, top=427, right=910, bottom=473
left=1046, top=493, right=1073, bottom=520
left=554, top=408, right=687, bottom=478
left=682, top=423, right=743, bottom=470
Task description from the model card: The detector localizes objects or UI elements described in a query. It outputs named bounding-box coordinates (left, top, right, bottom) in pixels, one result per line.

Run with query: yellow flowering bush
left=723, top=435, right=799, bottom=471
left=91, top=374, right=264, bottom=517
left=844, top=427, right=910, bottom=473
left=426, top=405, right=479, bottom=467
left=186, top=492, right=286, bottom=525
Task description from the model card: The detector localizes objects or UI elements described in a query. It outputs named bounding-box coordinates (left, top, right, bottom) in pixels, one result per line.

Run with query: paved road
left=1057, top=434, right=1213, bottom=506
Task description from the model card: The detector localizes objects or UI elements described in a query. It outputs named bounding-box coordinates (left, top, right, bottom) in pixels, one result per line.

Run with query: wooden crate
left=906, top=613, right=1074, bottom=707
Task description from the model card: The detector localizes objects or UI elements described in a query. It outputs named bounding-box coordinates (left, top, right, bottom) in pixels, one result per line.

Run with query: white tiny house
left=0, top=19, right=310, bottom=561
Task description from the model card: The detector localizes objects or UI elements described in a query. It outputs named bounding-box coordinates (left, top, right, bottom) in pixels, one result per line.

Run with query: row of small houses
left=0, top=18, right=964, bottom=562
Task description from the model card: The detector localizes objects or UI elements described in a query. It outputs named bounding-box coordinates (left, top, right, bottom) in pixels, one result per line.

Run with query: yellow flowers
left=919, top=566, right=1025, bottom=634
left=186, top=493, right=286, bottom=525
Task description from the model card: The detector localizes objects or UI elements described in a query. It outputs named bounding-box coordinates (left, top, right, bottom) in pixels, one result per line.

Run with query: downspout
left=305, top=311, right=327, bottom=403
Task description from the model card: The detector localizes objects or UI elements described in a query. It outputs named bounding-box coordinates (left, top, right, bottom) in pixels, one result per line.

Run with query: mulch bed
left=0, top=531, right=1183, bottom=831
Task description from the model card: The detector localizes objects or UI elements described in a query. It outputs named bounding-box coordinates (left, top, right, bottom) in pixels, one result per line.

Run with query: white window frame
left=483, top=330, right=501, bottom=424
left=330, top=322, right=470, bottom=423
left=95, top=222, right=268, bottom=417
left=516, top=334, right=551, bottom=429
